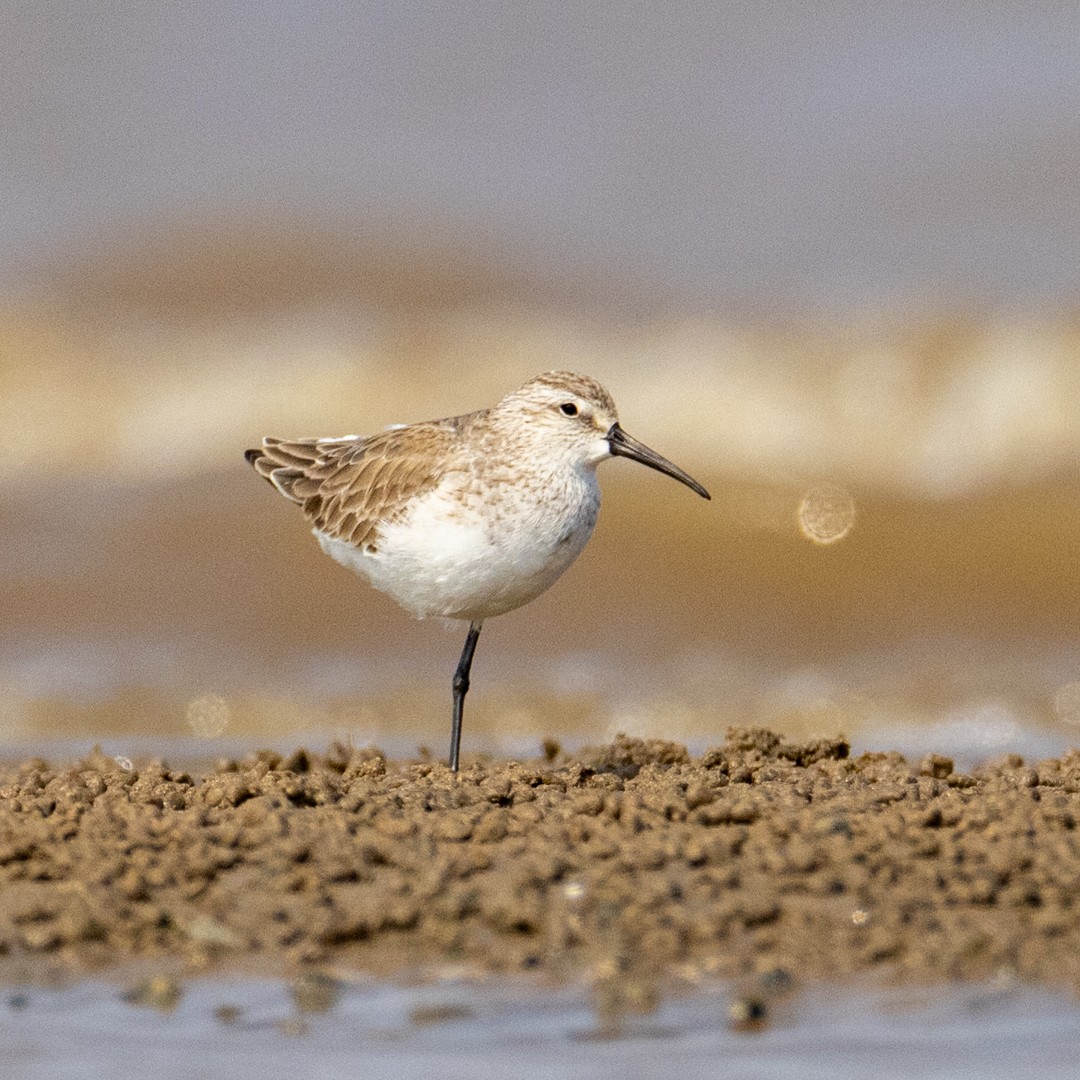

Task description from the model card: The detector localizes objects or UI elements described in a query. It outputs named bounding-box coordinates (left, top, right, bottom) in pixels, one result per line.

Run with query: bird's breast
left=316, top=469, right=601, bottom=621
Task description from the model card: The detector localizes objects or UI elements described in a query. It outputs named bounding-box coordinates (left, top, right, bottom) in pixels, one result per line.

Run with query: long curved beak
left=607, top=423, right=711, bottom=500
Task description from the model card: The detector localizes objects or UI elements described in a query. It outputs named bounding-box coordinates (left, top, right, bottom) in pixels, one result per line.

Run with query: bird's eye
left=559, top=402, right=579, bottom=417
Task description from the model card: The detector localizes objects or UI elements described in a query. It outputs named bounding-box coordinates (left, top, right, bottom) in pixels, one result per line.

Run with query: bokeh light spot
left=186, top=693, right=230, bottom=738
left=798, top=485, right=856, bottom=545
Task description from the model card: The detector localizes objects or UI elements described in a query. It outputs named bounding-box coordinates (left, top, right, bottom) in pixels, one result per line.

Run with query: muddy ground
left=1, top=729, right=1079, bottom=1002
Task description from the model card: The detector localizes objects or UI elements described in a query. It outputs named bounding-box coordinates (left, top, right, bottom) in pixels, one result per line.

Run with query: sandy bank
left=0, top=729, right=1078, bottom=998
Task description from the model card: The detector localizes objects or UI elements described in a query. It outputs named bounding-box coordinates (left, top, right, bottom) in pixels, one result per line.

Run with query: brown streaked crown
left=510, top=371, right=618, bottom=416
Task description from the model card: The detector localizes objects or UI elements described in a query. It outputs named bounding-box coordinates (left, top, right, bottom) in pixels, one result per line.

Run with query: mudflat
left=1, top=729, right=1078, bottom=996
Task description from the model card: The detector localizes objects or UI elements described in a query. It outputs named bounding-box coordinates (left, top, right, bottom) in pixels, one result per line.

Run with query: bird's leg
left=449, top=621, right=483, bottom=772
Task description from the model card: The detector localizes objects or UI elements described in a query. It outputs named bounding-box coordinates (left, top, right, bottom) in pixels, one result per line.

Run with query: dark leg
left=449, top=621, right=483, bottom=772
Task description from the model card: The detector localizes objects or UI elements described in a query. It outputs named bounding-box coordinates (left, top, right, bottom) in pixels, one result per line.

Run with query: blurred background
left=3, top=2, right=1080, bottom=758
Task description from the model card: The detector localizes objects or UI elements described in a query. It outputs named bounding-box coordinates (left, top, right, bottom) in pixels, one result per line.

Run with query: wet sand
left=1, top=728, right=1078, bottom=998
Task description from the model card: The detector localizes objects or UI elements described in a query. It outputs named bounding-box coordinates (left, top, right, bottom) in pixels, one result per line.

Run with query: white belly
left=314, top=478, right=600, bottom=622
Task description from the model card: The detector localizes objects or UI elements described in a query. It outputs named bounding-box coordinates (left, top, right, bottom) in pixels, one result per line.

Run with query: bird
left=245, top=370, right=710, bottom=771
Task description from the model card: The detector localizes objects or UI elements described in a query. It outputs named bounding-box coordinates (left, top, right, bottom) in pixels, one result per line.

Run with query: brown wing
left=245, top=420, right=464, bottom=549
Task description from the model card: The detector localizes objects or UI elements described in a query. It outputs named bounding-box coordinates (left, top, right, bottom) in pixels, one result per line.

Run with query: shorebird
left=245, top=371, right=710, bottom=770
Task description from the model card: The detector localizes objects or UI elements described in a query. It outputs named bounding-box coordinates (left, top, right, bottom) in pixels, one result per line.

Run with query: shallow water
left=4, top=974, right=1080, bottom=1080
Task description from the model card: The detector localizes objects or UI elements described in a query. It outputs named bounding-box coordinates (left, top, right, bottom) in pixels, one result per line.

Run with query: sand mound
left=1, top=730, right=1077, bottom=995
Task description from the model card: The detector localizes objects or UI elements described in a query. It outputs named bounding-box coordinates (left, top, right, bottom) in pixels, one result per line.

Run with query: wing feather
left=245, top=420, right=465, bottom=548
